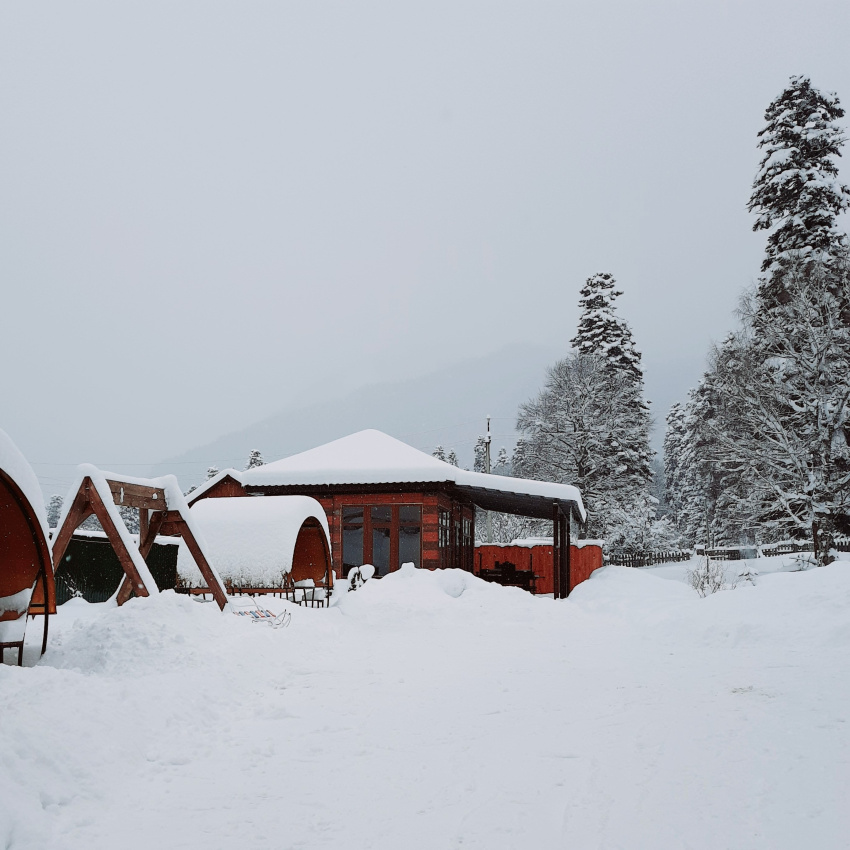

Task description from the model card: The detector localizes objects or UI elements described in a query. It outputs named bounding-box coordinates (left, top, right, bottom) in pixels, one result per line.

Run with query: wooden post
left=177, top=520, right=228, bottom=611
left=552, top=501, right=560, bottom=599
left=559, top=511, right=569, bottom=599
left=564, top=509, right=571, bottom=597
left=86, top=482, right=151, bottom=601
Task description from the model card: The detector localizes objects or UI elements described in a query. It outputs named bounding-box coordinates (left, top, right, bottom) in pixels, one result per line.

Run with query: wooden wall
left=475, top=542, right=603, bottom=594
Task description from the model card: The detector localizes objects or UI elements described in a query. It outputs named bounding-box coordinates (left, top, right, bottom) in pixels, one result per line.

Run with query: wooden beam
left=51, top=485, right=95, bottom=568
left=156, top=510, right=186, bottom=537
left=115, top=509, right=166, bottom=606
left=86, top=482, right=151, bottom=603
left=106, top=480, right=166, bottom=511
left=552, top=501, right=561, bottom=600
left=139, top=511, right=165, bottom=559
left=115, top=574, right=135, bottom=606
left=559, top=512, right=569, bottom=599
left=171, top=517, right=228, bottom=611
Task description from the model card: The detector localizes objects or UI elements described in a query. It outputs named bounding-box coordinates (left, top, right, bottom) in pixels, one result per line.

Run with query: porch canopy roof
left=239, top=429, right=585, bottom=523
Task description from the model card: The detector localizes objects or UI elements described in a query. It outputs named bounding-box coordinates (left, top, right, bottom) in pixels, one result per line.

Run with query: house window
left=340, top=504, right=422, bottom=576
left=439, top=509, right=451, bottom=569
left=398, top=505, right=421, bottom=569
left=342, top=507, right=364, bottom=576
left=371, top=506, right=392, bottom=577
left=462, top=516, right=473, bottom=571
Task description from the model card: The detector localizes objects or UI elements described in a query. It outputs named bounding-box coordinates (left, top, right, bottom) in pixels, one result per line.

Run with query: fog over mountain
left=152, top=340, right=690, bottom=491
left=152, top=344, right=558, bottom=489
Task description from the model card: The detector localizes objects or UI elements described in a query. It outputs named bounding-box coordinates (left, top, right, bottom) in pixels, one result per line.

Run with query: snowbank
left=2, top=562, right=849, bottom=849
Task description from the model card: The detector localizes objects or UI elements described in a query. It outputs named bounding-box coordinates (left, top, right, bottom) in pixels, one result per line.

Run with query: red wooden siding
left=475, top=543, right=603, bottom=594
left=188, top=475, right=247, bottom=504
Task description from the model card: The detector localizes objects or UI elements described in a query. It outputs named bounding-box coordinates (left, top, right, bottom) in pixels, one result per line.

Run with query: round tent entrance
left=0, top=430, right=54, bottom=665
left=178, top=496, right=333, bottom=606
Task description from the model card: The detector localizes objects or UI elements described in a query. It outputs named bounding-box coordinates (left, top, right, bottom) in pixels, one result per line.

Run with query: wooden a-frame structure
left=52, top=472, right=228, bottom=610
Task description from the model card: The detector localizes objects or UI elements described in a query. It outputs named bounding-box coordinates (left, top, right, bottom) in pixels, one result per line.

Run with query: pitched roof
left=241, top=430, right=585, bottom=521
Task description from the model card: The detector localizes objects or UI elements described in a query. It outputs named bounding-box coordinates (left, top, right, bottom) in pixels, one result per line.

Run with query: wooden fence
left=602, top=537, right=850, bottom=569
left=604, top=550, right=692, bottom=568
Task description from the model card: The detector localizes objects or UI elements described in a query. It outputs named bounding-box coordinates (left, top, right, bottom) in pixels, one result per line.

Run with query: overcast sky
left=2, top=1, right=849, bottom=491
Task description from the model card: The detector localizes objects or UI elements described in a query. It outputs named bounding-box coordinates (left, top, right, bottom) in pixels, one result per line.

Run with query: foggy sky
left=2, top=1, right=849, bottom=493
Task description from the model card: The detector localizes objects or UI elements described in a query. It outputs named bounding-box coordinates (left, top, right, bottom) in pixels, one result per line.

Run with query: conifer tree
left=432, top=445, right=447, bottom=462
left=46, top=494, right=64, bottom=529
left=206, top=466, right=219, bottom=480
left=571, top=272, right=644, bottom=382
left=473, top=436, right=488, bottom=473
left=517, top=272, right=653, bottom=538
left=446, top=449, right=458, bottom=467
left=663, top=403, right=687, bottom=526
left=748, top=75, right=850, bottom=308
left=245, top=449, right=264, bottom=469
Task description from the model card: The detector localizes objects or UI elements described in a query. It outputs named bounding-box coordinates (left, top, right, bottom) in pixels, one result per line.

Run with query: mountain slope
left=153, top=343, right=559, bottom=490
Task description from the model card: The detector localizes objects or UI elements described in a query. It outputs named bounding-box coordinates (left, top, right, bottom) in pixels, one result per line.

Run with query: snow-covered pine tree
left=748, top=76, right=850, bottom=309
left=703, top=259, right=850, bottom=564
left=446, top=449, right=458, bottom=467
left=206, top=466, right=219, bottom=480
left=511, top=437, right=531, bottom=478
left=432, top=445, right=447, bottom=462
left=663, top=403, right=688, bottom=529
left=245, top=449, right=264, bottom=470
left=473, top=436, right=488, bottom=473
left=571, top=272, right=644, bottom=383
left=46, top=494, right=64, bottom=529
left=494, top=447, right=510, bottom=475
left=119, top=505, right=140, bottom=534
left=517, top=353, right=648, bottom=538
left=517, top=273, right=653, bottom=539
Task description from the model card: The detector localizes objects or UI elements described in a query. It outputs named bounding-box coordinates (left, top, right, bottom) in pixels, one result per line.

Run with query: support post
left=552, top=501, right=561, bottom=599
left=564, top=509, right=571, bottom=597
left=559, top=511, right=569, bottom=599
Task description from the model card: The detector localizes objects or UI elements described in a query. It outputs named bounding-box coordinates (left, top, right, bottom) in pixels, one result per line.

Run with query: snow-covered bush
left=687, top=557, right=734, bottom=597
left=348, top=563, right=376, bottom=591
left=737, top=564, right=759, bottom=586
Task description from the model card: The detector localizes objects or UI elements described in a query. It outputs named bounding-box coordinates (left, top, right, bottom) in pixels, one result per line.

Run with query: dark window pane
left=399, top=525, right=421, bottom=568
left=343, top=506, right=363, bottom=526
left=399, top=505, right=421, bottom=523
left=371, top=505, right=392, bottom=524
left=372, top=527, right=391, bottom=575
left=342, top=526, right=363, bottom=575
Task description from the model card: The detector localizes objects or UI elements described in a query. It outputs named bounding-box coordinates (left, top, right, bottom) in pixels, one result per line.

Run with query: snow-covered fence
left=694, top=546, right=759, bottom=561
left=760, top=542, right=812, bottom=558
left=605, top=550, right=692, bottom=568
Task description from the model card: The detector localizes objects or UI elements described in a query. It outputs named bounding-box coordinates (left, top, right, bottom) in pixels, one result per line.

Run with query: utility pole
left=485, top=415, right=493, bottom=543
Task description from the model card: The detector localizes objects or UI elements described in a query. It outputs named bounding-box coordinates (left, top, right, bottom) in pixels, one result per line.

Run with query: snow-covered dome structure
left=0, top=429, right=54, bottom=664
left=177, top=496, right=331, bottom=592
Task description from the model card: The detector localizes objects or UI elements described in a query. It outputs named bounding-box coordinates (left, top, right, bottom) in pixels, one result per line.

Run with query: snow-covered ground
left=2, top=559, right=849, bottom=849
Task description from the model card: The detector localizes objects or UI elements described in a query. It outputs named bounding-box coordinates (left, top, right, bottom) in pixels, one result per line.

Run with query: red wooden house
left=190, top=430, right=586, bottom=596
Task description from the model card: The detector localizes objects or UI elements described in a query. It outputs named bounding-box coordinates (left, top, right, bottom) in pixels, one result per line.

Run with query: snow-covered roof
left=242, top=430, right=585, bottom=521
left=184, top=469, right=245, bottom=505
left=177, top=496, right=330, bottom=588
left=0, top=428, right=50, bottom=544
